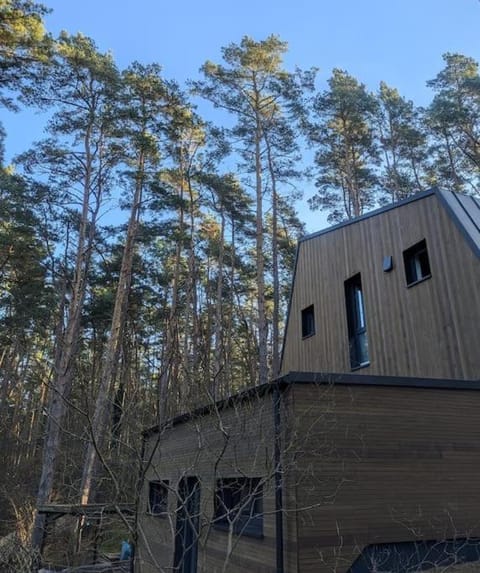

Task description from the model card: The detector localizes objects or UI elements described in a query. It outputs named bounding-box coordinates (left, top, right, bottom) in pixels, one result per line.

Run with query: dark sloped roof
left=300, top=188, right=480, bottom=259
left=436, top=189, right=480, bottom=258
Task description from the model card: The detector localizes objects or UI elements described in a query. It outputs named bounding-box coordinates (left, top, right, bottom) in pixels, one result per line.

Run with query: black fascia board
left=279, top=370, right=480, bottom=390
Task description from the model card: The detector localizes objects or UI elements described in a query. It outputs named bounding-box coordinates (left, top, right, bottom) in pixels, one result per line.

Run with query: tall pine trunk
left=265, top=141, right=280, bottom=378
left=255, top=109, right=268, bottom=386
left=79, top=152, right=144, bottom=505
left=158, top=177, right=184, bottom=424
left=213, top=206, right=226, bottom=395
left=32, top=132, right=98, bottom=547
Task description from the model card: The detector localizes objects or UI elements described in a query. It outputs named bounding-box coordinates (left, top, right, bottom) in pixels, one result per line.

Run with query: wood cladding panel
left=137, top=394, right=278, bottom=573
left=281, top=194, right=480, bottom=379
left=288, top=383, right=480, bottom=573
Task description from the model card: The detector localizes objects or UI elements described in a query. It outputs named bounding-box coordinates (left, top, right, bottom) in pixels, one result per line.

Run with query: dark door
left=173, top=477, right=200, bottom=573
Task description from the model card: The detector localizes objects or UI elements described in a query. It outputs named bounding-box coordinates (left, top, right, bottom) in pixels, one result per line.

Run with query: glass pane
left=355, top=287, right=366, bottom=330
left=357, top=332, right=369, bottom=365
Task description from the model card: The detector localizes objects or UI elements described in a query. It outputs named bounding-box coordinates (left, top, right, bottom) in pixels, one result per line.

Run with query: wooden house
left=136, top=189, right=480, bottom=573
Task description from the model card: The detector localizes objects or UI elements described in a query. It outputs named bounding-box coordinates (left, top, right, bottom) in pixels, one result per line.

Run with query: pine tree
left=79, top=62, right=181, bottom=505
left=376, top=81, right=428, bottom=202
left=426, top=53, right=480, bottom=194
left=192, top=35, right=312, bottom=384
left=0, top=0, right=51, bottom=109
left=309, top=69, right=380, bottom=222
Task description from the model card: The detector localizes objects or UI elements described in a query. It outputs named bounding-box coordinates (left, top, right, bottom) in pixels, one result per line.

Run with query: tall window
left=345, top=274, right=369, bottom=369
left=213, top=477, right=263, bottom=537
left=301, top=305, right=315, bottom=338
left=403, top=239, right=431, bottom=286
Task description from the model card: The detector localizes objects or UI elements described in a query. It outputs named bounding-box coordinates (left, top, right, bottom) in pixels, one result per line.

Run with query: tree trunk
left=255, top=112, right=268, bottom=386
left=264, top=134, right=280, bottom=377
left=158, top=176, right=184, bottom=425
left=32, top=144, right=97, bottom=547
left=79, top=152, right=144, bottom=505
left=213, top=206, right=225, bottom=396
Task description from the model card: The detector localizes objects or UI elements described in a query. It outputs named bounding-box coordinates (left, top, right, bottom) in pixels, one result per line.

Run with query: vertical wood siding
left=281, top=194, right=480, bottom=379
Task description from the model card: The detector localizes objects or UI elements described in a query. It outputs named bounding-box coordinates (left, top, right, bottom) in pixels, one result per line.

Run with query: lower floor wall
left=136, top=380, right=480, bottom=572
left=135, top=474, right=277, bottom=573
left=290, top=382, right=480, bottom=573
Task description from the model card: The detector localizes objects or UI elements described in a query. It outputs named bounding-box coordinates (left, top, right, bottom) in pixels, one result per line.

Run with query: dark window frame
left=403, top=239, right=432, bottom=287
left=147, top=480, right=169, bottom=516
left=213, top=477, right=263, bottom=538
left=345, top=273, right=369, bottom=370
left=301, top=304, right=315, bottom=338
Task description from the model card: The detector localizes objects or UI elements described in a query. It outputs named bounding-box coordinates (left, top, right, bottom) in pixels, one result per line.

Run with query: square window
left=301, top=305, right=315, bottom=338
left=213, top=477, right=263, bottom=537
left=148, top=480, right=169, bottom=515
left=403, top=239, right=431, bottom=286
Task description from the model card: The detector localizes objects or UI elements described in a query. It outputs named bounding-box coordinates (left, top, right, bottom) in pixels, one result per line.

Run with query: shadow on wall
left=348, top=537, right=480, bottom=573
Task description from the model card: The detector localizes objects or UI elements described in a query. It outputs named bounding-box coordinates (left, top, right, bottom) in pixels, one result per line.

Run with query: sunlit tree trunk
left=254, top=102, right=268, bottom=386
left=32, top=128, right=100, bottom=546
left=213, top=207, right=226, bottom=395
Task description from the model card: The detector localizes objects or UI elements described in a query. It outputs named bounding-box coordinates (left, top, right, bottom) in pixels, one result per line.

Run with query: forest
left=1, top=0, right=480, bottom=567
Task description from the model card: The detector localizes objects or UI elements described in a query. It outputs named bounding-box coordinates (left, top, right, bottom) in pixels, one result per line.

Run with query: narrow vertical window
left=301, top=305, right=315, bottom=338
left=345, top=274, right=369, bottom=369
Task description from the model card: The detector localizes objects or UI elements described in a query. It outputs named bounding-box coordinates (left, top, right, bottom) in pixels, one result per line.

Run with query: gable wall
left=281, top=194, right=480, bottom=379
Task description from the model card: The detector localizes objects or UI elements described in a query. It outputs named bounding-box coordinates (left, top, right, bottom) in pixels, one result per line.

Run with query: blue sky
left=36, top=0, right=480, bottom=102
left=3, top=0, right=480, bottom=230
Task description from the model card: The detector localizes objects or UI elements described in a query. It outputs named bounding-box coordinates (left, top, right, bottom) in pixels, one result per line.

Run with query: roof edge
left=300, top=188, right=437, bottom=244
left=280, top=370, right=480, bottom=390
left=142, top=381, right=274, bottom=439
left=142, top=370, right=480, bottom=438
left=435, top=189, right=480, bottom=259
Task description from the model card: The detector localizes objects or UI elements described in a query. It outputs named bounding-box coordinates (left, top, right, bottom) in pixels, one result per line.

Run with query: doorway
left=173, top=477, right=200, bottom=573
